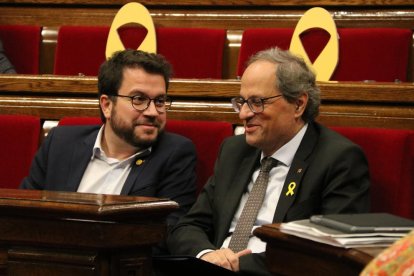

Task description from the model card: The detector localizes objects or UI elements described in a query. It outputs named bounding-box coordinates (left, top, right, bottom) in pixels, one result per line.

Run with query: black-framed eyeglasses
left=112, top=94, right=172, bottom=113
left=231, top=95, right=282, bottom=114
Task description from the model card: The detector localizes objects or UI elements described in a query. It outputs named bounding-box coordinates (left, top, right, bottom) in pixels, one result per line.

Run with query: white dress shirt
left=77, top=126, right=150, bottom=195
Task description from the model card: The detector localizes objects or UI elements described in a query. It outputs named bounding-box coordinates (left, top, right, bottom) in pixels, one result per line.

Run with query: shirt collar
left=262, top=123, right=308, bottom=167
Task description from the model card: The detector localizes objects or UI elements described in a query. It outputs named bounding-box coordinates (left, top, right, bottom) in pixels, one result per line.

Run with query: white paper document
left=280, top=219, right=404, bottom=248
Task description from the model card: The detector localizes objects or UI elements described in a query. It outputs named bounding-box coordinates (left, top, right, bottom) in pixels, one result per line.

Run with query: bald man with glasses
left=21, top=50, right=197, bottom=254
left=167, top=47, right=370, bottom=275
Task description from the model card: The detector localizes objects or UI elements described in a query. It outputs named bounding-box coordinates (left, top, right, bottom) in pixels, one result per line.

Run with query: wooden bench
left=0, top=75, right=413, bottom=131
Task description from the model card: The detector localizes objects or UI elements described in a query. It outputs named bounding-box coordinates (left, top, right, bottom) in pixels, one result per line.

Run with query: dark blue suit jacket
left=21, top=125, right=197, bottom=228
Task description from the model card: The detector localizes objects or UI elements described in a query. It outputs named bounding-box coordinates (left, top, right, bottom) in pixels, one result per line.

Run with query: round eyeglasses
left=113, top=94, right=172, bottom=113
left=231, top=95, right=282, bottom=114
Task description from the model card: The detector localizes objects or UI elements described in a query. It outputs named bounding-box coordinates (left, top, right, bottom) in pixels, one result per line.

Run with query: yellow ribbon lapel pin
left=285, top=181, right=297, bottom=196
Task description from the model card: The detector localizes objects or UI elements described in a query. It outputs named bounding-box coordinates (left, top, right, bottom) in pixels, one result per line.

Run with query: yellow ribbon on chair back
left=106, top=2, right=156, bottom=59
left=289, top=7, right=339, bottom=81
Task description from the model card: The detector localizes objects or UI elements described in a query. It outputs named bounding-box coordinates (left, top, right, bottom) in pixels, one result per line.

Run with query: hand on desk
left=201, top=248, right=252, bottom=271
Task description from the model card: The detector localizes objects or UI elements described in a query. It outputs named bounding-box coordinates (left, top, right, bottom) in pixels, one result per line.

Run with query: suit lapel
left=273, top=160, right=308, bottom=222
left=64, top=130, right=97, bottom=192
left=121, top=149, right=151, bottom=195
left=216, top=148, right=261, bottom=244
left=273, top=123, right=319, bottom=222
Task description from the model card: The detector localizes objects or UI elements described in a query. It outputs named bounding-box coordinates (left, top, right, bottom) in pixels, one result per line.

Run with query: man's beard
left=110, top=109, right=163, bottom=149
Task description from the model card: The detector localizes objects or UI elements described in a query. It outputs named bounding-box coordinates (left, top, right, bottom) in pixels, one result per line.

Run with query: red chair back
left=54, top=26, right=109, bottom=76
left=166, top=120, right=233, bottom=194
left=0, top=25, right=41, bottom=74
left=54, top=26, right=226, bottom=79
left=58, top=117, right=102, bottom=126
left=157, top=27, right=226, bottom=79
left=0, top=115, right=41, bottom=189
left=331, top=127, right=414, bottom=219
left=331, top=28, right=412, bottom=82
left=237, top=28, right=412, bottom=82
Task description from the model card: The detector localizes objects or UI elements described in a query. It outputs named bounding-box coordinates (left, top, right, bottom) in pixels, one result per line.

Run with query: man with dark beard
left=20, top=50, right=198, bottom=254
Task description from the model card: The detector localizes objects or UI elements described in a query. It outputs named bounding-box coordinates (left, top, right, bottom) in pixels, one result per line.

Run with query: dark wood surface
left=0, top=188, right=178, bottom=275
left=0, top=0, right=412, bottom=6
left=254, top=224, right=385, bottom=276
left=0, top=75, right=413, bottom=130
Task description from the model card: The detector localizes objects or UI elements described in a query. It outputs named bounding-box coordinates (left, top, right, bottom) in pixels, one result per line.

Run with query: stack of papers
left=280, top=219, right=408, bottom=248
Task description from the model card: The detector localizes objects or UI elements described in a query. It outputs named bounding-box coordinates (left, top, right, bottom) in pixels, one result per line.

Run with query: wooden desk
left=0, top=188, right=178, bottom=276
left=254, top=224, right=385, bottom=276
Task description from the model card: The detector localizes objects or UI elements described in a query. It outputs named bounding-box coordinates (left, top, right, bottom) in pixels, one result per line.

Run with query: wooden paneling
left=0, top=0, right=412, bottom=6
left=0, top=75, right=413, bottom=130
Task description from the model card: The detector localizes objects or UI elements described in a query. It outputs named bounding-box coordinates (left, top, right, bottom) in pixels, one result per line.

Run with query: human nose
left=238, top=101, right=254, bottom=120
left=142, top=99, right=159, bottom=116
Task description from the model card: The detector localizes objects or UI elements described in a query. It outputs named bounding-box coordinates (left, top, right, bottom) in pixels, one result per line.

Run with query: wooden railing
left=1, top=1, right=413, bottom=79
left=1, top=0, right=412, bottom=6
left=0, top=75, right=413, bottom=131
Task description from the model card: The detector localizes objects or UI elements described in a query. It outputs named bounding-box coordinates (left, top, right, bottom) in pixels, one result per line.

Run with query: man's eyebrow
left=128, top=90, right=146, bottom=96
left=127, top=91, right=167, bottom=99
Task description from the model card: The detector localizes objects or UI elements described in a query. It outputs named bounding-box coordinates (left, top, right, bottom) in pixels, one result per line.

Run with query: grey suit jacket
left=167, top=122, right=370, bottom=275
left=21, top=125, right=197, bottom=227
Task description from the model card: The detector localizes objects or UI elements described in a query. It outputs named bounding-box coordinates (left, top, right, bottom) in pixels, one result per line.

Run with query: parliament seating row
left=54, top=26, right=227, bottom=79
left=0, top=24, right=413, bottom=82
left=0, top=24, right=227, bottom=78
left=238, top=28, right=413, bottom=82
left=1, top=114, right=413, bottom=220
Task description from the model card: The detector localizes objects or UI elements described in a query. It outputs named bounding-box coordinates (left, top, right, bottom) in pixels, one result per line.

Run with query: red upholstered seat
left=166, top=120, right=233, bottom=194
left=0, top=115, right=41, bottom=189
left=58, top=117, right=234, bottom=194
left=237, top=28, right=293, bottom=77
left=156, top=27, right=226, bottom=79
left=54, top=26, right=226, bottom=78
left=237, top=28, right=412, bottom=82
left=0, top=25, right=41, bottom=74
left=54, top=26, right=109, bottom=76
left=331, top=127, right=414, bottom=219
left=58, top=116, right=103, bottom=126
left=331, top=28, right=412, bottom=82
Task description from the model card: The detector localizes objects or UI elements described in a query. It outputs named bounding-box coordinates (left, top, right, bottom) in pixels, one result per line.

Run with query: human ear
left=100, top=95, right=112, bottom=120
left=295, top=93, right=308, bottom=117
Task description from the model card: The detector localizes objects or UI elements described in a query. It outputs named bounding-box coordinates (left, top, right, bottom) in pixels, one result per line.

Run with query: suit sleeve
left=20, top=127, right=55, bottom=190
left=155, top=137, right=198, bottom=227
left=167, top=140, right=228, bottom=256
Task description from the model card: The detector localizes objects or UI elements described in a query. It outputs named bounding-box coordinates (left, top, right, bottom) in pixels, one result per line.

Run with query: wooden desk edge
left=254, top=223, right=383, bottom=267
left=0, top=188, right=179, bottom=221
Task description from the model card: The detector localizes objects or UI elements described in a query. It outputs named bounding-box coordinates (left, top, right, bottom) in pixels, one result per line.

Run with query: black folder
left=310, top=213, right=414, bottom=233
